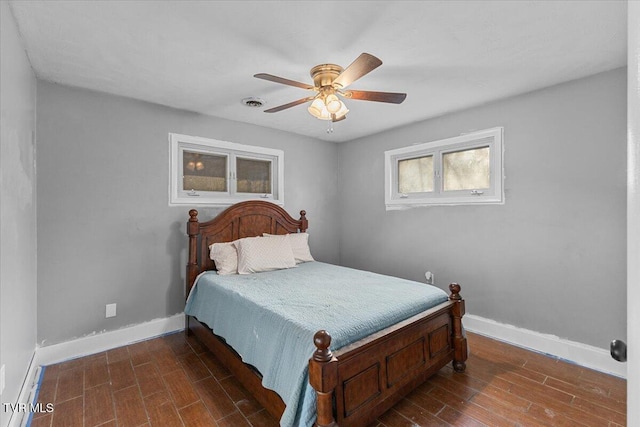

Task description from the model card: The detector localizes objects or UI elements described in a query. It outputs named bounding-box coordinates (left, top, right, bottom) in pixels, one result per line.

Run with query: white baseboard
left=464, top=314, right=627, bottom=378
left=35, top=313, right=185, bottom=367
left=6, top=352, right=39, bottom=427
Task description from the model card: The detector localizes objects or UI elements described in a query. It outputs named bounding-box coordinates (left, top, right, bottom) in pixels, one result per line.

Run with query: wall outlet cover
left=106, top=303, right=117, bottom=318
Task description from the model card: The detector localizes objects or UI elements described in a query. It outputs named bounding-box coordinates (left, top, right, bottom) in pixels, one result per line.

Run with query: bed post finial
left=312, top=330, right=333, bottom=362
left=309, top=330, right=338, bottom=427
left=449, top=283, right=462, bottom=300
left=299, top=210, right=308, bottom=232
left=448, top=283, right=467, bottom=372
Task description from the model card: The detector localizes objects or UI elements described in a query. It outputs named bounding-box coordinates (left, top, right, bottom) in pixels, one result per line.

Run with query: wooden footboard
left=309, top=283, right=467, bottom=427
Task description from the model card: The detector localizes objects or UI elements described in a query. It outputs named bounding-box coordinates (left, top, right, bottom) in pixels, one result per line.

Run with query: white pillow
left=234, top=236, right=296, bottom=274
left=209, top=241, right=238, bottom=275
left=263, top=233, right=314, bottom=263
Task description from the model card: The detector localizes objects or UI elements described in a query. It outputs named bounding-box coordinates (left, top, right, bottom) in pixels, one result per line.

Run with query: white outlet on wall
left=106, top=303, right=117, bottom=318
left=1, top=364, right=5, bottom=395
left=425, top=271, right=435, bottom=285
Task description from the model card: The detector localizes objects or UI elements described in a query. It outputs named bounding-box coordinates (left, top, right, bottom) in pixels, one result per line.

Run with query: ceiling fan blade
left=343, top=90, right=407, bottom=104
left=331, top=113, right=347, bottom=123
left=254, top=73, right=315, bottom=90
left=332, top=53, right=383, bottom=89
left=263, top=96, right=316, bottom=113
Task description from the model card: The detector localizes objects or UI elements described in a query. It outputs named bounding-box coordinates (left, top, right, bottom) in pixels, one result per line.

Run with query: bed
left=185, top=200, right=467, bottom=427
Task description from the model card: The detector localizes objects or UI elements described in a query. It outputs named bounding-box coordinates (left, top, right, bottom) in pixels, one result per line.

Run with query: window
left=169, top=133, right=284, bottom=206
left=385, top=127, right=504, bottom=209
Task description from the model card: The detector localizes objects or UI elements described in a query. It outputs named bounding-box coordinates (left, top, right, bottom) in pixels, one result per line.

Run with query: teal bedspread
left=184, top=262, right=448, bottom=426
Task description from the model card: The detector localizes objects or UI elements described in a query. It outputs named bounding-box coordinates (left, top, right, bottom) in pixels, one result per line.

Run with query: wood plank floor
left=29, top=331, right=626, bottom=427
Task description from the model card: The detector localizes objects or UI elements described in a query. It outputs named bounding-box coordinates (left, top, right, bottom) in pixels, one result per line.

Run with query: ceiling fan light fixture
left=325, top=94, right=342, bottom=113
left=334, top=101, right=349, bottom=119
left=308, top=98, right=332, bottom=120
left=308, top=95, right=349, bottom=121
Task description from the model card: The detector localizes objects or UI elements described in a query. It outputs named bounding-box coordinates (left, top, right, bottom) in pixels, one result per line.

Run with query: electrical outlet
left=1, top=364, right=5, bottom=395
left=425, top=271, right=435, bottom=285
left=106, top=303, right=117, bottom=318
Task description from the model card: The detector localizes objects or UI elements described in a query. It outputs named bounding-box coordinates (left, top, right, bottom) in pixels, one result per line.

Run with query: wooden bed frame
left=185, top=200, right=467, bottom=427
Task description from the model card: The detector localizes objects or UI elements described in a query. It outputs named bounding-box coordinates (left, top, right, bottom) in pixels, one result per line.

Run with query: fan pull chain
left=326, top=122, right=334, bottom=134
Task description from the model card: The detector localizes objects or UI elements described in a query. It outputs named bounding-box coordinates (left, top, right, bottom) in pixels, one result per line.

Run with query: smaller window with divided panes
left=169, top=133, right=284, bottom=206
left=384, top=128, right=504, bottom=209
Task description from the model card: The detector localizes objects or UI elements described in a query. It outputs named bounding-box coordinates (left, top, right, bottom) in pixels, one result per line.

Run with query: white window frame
left=169, top=133, right=284, bottom=206
left=385, top=127, right=504, bottom=209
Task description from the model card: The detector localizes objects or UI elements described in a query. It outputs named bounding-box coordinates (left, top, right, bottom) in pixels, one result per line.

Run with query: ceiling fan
left=254, top=53, right=406, bottom=123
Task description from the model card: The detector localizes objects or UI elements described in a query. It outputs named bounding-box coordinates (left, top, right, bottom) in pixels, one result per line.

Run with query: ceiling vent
left=242, top=97, right=265, bottom=108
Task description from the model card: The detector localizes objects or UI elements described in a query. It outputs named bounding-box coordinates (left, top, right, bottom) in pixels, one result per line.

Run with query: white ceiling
left=9, top=1, right=627, bottom=143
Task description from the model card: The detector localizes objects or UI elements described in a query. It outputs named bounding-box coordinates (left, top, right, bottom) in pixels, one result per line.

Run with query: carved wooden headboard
left=186, top=200, right=308, bottom=296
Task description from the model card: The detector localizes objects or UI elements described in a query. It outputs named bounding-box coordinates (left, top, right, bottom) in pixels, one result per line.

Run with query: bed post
left=299, top=210, right=308, bottom=232
left=309, top=330, right=338, bottom=427
left=186, top=209, right=200, bottom=336
left=449, top=283, right=468, bottom=372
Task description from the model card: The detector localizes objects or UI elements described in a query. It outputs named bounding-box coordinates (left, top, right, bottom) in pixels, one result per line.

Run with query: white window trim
left=385, top=127, right=504, bottom=210
left=169, top=133, right=284, bottom=206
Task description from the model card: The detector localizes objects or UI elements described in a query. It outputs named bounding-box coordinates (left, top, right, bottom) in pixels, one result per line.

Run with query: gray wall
left=0, top=2, right=38, bottom=425
left=36, top=82, right=339, bottom=345
left=33, top=67, right=627, bottom=352
left=338, top=68, right=627, bottom=349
